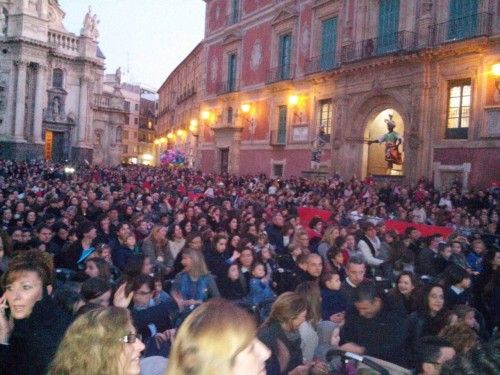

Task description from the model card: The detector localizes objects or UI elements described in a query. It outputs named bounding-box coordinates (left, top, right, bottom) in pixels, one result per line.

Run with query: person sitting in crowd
left=414, top=336, right=456, bottom=375
left=167, top=298, right=271, bottom=375
left=340, top=280, right=410, bottom=367
left=48, top=306, right=146, bottom=375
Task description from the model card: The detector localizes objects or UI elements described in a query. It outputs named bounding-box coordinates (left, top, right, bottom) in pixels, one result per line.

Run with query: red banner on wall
left=298, top=207, right=333, bottom=226
left=298, top=207, right=454, bottom=239
left=385, top=220, right=454, bottom=239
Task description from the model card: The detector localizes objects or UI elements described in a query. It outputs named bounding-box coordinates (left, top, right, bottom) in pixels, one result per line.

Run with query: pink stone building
left=164, top=0, right=500, bottom=189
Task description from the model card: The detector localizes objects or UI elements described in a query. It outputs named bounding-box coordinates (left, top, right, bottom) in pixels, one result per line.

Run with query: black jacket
left=0, top=294, right=72, bottom=375
left=340, top=299, right=410, bottom=367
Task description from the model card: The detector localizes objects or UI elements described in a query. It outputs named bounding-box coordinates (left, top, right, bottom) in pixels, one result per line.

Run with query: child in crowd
left=444, top=265, right=472, bottom=308
left=248, top=261, right=276, bottom=306
left=125, top=233, right=141, bottom=255
left=218, top=263, right=247, bottom=301
left=320, top=270, right=347, bottom=324
left=315, top=321, right=356, bottom=375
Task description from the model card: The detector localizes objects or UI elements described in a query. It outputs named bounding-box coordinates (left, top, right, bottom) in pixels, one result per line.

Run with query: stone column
left=13, top=60, right=27, bottom=142
left=77, top=76, right=88, bottom=145
left=33, top=64, right=47, bottom=144
left=3, top=62, right=16, bottom=136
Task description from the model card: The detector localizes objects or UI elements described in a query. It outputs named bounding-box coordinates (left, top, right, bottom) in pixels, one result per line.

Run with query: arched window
left=52, top=68, right=63, bottom=88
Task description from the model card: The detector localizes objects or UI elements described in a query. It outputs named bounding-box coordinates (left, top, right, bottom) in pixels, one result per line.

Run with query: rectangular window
left=135, top=104, right=139, bottom=111
left=448, top=0, right=478, bottom=40
left=231, top=0, right=240, bottom=24
left=125, top=115, right=130, bottom=124
left=446, top=79, right=471, bottom=139
left=277, top=105, right=287, bottom=144
left=134, top=117, right=138, bottom=125
left=124, top=101, right=130, bottom=111
left=123, top=145, right=128, bottom=154
left=123, top=130, right=129, bottom=140
left=318, top=100, right=332, bottom=141
left=228, top=53, right=237, bottom=92
left=272, top=164, right=284, bottom=178
left=278, top=34, right=292, bottom=80
left=377, top=0, right=400, bottom=54
left=320, top=18, right=337, bottom=70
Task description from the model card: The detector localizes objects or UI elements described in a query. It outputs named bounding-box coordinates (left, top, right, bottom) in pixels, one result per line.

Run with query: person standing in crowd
left=414, top=336, right=456, bottom=375
left=0, top=250, right=72, bottom=375
left=341, top=256, right=368, bottom=304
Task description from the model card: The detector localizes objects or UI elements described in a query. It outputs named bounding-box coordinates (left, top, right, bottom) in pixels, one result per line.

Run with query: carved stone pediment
left=271, top=7, right=298, bottom=27
left=221, top=32, right=242, bottom=46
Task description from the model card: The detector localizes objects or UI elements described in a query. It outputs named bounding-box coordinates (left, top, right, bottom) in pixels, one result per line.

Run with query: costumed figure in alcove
left=367, top=114, right=403, bottom=174
left=311, top=128, right=327, bottom=170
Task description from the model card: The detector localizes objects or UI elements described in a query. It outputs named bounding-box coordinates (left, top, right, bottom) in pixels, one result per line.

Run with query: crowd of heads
left=0, top=159, right=498, bottom=375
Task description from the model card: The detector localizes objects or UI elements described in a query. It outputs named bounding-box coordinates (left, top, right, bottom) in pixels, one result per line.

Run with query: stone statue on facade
left=81, top=6, right=99, bottom=40
left=52, top=97, right=60, bottom=116
left=310, top=128, right=327, bottom=170
left=367, top=114, right=404, bottom=174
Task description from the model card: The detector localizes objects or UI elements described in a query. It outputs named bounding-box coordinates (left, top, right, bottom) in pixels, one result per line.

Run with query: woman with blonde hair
left=171, top=248, right=219, bottom=317
left=167, top=298, right=270, bottom=375
left=142, top=225, right=170, bottom=273
left=317, top=225, right=340, bottom=263
left=49, top=306, right=145, bottom=375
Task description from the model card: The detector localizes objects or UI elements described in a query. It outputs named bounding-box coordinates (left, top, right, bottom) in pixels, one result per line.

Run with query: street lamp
left=239, top=103, right=256, bottom=136
left=288, top=94, right=303, bottom=123
left=493, top=63, right=500, bottom=94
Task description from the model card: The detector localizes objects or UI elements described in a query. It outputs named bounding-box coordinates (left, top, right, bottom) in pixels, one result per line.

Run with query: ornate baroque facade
left=192, top=0, right=500, bottom=188
left=157, top=43, right=203, bottom=168
left=0, top=0, right=123, bottom=165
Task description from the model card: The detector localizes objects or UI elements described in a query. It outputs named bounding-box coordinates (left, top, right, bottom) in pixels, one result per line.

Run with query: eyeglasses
left=119, top=333, right=142, bottom=344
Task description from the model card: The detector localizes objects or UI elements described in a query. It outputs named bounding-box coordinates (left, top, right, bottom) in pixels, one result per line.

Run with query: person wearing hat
left=367, top=113, right=403, bottom=173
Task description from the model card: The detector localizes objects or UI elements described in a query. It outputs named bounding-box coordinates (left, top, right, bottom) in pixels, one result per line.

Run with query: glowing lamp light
left=153, top=139, right=160, bottom=145
left=189, top=119, right=198, bottom=133
left=159, top=137, right=167, bottom=144
left=493, top=63, right=500, bottom=77
left=201, top=110, right=210, bottom=120
left=240, top=103, right=251, bottom=113
left=177, top=129, right=184, bottom=137
left=288, top=95, right=299, bottom=106
left=142, top=153, right=153, bottom=161
left=167, top=132, right=174, bottom=139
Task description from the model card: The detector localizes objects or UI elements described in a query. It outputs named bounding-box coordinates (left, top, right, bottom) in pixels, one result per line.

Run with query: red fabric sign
left=298, top=207, right=333, bottom=226
left=385, top=220, right=453, bottom=239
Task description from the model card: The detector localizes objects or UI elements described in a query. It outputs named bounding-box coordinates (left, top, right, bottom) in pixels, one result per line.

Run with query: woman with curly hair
left=49, top=306, right=145, bottom=375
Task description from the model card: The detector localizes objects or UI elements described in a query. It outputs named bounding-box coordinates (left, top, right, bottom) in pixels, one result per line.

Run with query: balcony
left=216, top=80, right=239, bottom=95
left=267, top=64, right=295, bottom=84
left=305, top=53, right=340, bottom=75
left=340, top=31, right=417, bottom=64
left=429, top=12, right=492, bottom=46
left=269, top=130, right=286, bottom=146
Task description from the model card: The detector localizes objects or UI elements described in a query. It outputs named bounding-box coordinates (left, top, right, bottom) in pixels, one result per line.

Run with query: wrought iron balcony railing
left=305, top=53, right=341, bottom=75
left=340, top=31, right=417, bottom=64
left=216, top=80, right=239, bottom=95
left=267, top=64, right=295, bottom=84
left=429, top=12, right=492, bottom=46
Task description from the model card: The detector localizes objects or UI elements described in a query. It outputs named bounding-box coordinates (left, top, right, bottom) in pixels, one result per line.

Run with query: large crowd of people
left=0, top=159, right=498, bottom=375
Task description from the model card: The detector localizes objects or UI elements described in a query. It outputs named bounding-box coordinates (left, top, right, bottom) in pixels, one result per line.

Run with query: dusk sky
left=59, top=0, right=206, bottom=90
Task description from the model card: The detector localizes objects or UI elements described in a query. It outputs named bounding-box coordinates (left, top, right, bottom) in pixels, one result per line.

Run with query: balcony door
left=448, top=0, right=479, bottom=40
left=377, top=0, right=400, bottom=54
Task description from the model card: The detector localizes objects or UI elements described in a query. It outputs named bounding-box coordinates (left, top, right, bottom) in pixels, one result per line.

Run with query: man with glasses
left=415, top=336, right=455, bottom=375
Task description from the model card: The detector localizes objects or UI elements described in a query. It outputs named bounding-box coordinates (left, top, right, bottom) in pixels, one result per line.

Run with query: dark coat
left=340, top=299, right=410, bottom=367
left=258, top=322, right=303, bottom=375
left=0, top=294, right=72, bottom=375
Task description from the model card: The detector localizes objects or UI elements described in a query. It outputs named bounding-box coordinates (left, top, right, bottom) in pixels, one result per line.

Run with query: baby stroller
left=325, top=350, right=413, bottom=375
